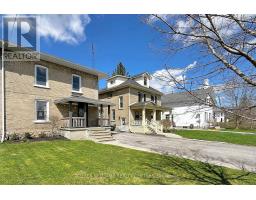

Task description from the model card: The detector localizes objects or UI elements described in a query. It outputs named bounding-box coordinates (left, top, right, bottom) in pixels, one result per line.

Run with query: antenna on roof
left=91, top=42, right=95, bottom=68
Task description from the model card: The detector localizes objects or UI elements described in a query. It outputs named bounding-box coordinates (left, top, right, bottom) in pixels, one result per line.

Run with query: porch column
left=142, top=107, right=146, bottom=134
left=153, top=109, right=156, bottom=121
left=84, top=103, right=88, bottom=127
left=68, top=101, right=73, bottom=128
left=107, top=105, right=110, bottom=126
left=100, top=104, right=103, bottom=127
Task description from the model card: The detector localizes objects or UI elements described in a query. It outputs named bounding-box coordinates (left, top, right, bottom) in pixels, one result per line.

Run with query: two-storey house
left=0, top=41, right=113, bottom=141
left=99, top=72, right=167, bottom=134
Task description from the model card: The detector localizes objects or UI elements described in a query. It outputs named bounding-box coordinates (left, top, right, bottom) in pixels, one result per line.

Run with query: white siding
left=133, top=76, right=149, bottom=88
left=107, top=76, right=128, bottom=88
left=163, top=105, right=214, bottom=128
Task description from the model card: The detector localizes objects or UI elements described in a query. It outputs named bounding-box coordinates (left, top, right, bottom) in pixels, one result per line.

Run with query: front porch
left=129, top=102, right=168, bottom=134
left=54, top=95, right=115, bottom=129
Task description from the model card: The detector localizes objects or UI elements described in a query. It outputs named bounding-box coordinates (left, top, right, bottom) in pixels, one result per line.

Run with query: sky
left=0, top=14, right=199, bottom=92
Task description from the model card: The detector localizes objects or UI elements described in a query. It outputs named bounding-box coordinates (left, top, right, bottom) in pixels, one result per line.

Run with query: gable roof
left=131, top=72, right=151, bottom=80
left=162, top=87, right=216, bottom=107
left=0, top=40, right=107, bottom=79
left=99, top=78, right=163, bottom=95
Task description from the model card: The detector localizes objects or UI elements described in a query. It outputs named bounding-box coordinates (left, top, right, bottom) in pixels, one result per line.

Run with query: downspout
left=1, top=41, right=5, bottom=143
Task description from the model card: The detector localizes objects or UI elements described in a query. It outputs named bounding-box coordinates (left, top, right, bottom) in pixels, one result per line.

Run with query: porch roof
left=130, top=101, right=169, bottom=110
left=54, top=95, right=115, bottom=106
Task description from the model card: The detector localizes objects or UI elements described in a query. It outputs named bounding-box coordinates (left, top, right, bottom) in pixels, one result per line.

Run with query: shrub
left=24, top=132, right=33, bottom=139
left=9, top=133, right=20, bottom=141
left=161, top=119, right=172, bottom=132
left=38, top=132, right=47, bottom=138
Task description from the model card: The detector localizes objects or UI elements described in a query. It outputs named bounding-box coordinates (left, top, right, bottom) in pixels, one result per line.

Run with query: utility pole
left=91, top=43, right=95, bottom=68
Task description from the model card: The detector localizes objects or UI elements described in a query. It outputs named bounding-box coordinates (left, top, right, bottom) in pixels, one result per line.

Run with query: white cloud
left=38, top=15, right=91, bottom=44
left=150, top=61, right=197, bottom=94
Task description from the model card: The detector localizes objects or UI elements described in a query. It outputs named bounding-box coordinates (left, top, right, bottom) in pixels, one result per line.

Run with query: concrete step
left=90, top=133, right=112, bottom=137
left=96, top=138, right=115, bottom=142
left=92, top=135, right=113, bottom=140
left=87, top=127, right=106, bottom=131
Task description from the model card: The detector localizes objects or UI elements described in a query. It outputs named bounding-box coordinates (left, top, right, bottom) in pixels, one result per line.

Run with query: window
left=35, top=100, right=49, bottom=122
left=35, top=65, right=48, bottom=87
left=112, top=109, right=115, bottom=120
left=144, top=76, right=147, bottom=86
left=110, top=80, right=115, bottom=84
left=138, top=92, right=142, bottom=102
left=151, top=95, right=154, bottom=102
left=72, top=74, right=81, bottom=92
left=119, top=96, right=124, bottom=109
left=108, top=93, right=113, bottom=98
left=155, top=96, right=157, bottom=104
left=143, top=94, right=146, bottom=102
left=166, top=114, right=170, bottom=120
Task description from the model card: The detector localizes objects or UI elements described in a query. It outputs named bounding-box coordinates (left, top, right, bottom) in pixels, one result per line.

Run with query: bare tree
left=145, top=14, right=256, bottom=122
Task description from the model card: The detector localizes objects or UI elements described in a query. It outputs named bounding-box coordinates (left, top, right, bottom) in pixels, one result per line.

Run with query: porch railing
left=61, top=117, right=86, bottom=128
left=131, top=120, right=142, bottom=126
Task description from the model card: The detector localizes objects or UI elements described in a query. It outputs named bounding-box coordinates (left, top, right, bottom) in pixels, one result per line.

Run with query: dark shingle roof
left=99, top=78, right=163, bottom=95
left=162, top=88, right=216, bottom=107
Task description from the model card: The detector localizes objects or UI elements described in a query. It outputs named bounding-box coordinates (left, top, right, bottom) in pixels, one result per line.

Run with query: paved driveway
left=111, top=133, right=256, bottom=171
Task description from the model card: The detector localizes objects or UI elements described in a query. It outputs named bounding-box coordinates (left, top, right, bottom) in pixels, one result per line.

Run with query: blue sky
left=1, top=14, right=199, bottom=91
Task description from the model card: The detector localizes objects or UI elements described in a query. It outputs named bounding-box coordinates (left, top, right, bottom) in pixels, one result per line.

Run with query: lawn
left=223, top=128, right=256, bottom=133
left=174, top=129, right=256, bottom=146
left=0, top=140, right=255, bottom=184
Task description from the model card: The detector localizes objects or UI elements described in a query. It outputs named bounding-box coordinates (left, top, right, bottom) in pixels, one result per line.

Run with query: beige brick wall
left=4, top=60, right=99, bottom=135
left=100, top=87, right=130, bottom=126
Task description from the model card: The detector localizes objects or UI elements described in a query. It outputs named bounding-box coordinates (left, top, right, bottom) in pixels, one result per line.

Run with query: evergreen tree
left=112, top=62, right=129, bottom=76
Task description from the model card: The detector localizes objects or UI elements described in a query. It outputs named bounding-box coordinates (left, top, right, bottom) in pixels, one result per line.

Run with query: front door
left=120, top=117, right=126, bottom=131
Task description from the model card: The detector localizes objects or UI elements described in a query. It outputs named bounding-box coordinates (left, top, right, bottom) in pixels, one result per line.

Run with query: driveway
left=111, top=133, right=256, bottom=171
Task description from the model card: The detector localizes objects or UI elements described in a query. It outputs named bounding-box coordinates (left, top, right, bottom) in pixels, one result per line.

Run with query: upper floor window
left=35, top=65, right=48, bottom=87
left=144, top=76, right=147, bottom=86
left=155, top=96, right=157, bottom=104
left=151, top=95, right=154, bottom=102
left=119, top=96, right=124, bottom=109
left=72, top=74, right=81, bottom=92
left=35, top=100, right=49, bottom=122
left=110, top=80, right=115, bottom=84
left=143, top=94, right=146, bottom=102
left=138, top=92, right=142, bottom=102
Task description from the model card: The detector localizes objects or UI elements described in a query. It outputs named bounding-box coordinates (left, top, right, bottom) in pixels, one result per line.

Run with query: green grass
left=223, top=128, right=256, bottom=133
left=174, top=129, right=256, bottom=146
left=0, top=140, right=255, bottom=184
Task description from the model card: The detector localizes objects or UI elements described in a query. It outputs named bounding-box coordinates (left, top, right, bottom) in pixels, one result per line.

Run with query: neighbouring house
left=162, top=87, right=225, bottom=129
left=99, top=72, right=168, bottom=134
left=0, top=41, right=114, bottom=141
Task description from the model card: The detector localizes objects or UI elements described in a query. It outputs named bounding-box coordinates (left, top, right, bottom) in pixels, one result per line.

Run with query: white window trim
left=34, top=100, right=50, bottom=123
left=72, top=74, right=82, bottom=93
left=34, top=65, right=49, bottom=88
left=119, top=96, right=124, bottom=109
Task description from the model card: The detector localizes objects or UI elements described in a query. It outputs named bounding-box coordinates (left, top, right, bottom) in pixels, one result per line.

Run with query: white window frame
left=34, top=65, right=49, bottom=88
left=72, top=74, right=82, bottom=93
left=34, top=100, right=49, bottom=123
left=119, top=96, right=124, bottom=109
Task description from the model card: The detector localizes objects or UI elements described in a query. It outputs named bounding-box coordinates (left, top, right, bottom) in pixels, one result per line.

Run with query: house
left=99, top=72, right=167, bottom=134
left=162, top=87, right=225, bottom=128
left=0, top=41, right=114, bottom=141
